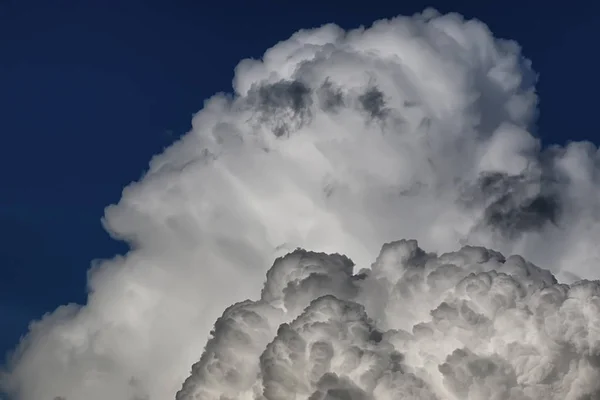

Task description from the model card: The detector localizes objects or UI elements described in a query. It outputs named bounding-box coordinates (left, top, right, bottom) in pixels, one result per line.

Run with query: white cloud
left=2, top=8, right=600, bottom=400
left=178, top=241, right=600, bottom=400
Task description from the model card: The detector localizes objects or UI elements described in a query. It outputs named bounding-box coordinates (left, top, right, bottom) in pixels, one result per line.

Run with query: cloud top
left=178, top=240, right=600, bottom=400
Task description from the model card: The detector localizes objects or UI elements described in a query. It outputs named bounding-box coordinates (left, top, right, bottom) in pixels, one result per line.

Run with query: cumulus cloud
left=177, top=240, right=600, bottom=400
left=2, top=8, right=600, bottom=400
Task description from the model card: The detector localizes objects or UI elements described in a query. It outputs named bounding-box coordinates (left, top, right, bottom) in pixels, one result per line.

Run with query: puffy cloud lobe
left=177, top=240, right=600, bottom=400
left=3, top=8, right=600, bottom=400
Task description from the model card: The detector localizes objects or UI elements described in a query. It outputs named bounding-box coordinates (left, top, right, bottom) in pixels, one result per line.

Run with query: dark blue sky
left=1, top=0, right=599, bottom=363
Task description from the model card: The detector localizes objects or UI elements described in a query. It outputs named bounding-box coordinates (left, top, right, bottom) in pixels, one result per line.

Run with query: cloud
left=2, top=8, right=600, bottom=400
left=177, top=240, right=600, bottom=400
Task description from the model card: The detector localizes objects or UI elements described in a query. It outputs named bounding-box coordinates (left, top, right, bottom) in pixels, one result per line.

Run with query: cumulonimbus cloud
left=2, top=8, right=599, bottom=400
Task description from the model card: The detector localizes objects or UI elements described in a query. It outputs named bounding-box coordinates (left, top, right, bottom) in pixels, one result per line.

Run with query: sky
left=1, top=0, right=600, bottom=379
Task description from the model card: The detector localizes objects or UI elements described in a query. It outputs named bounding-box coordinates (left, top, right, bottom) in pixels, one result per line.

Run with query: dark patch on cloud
left=256, top=80, right=312, bottom=115
left=484, top=193, right=560, bottom=237
left=248, top=80, right=313, bottom=137
left=478, top=172, right=520, bottom=198
left=318, top=80, right=345, bottom=112
left=461, top=172, right=561, bottom=239
left=309, top=373, right=369, bottom=400
left=358, top=87, right=388, bottom=120
left=368, top=329, right=384, bottom=343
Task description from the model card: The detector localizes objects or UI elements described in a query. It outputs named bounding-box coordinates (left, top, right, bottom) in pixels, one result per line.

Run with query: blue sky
left=1, top=0, right=599, bottom=363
